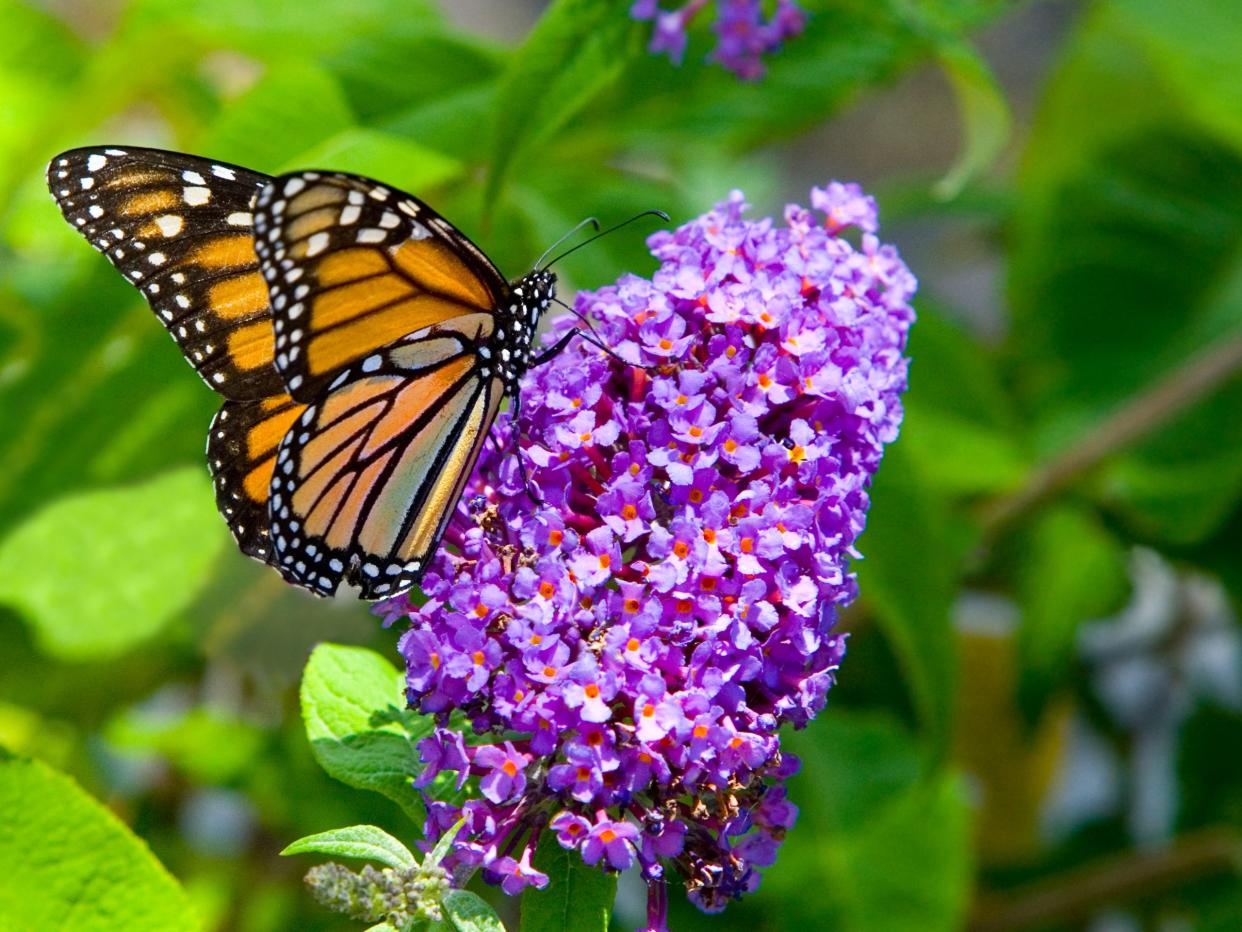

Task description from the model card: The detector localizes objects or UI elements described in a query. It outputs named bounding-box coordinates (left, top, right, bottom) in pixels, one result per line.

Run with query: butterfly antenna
left=549, top=295, right=652, bottom=371
left=541, top=209, right=670, bottom=270
left=534, top=217, right=601, bottom=271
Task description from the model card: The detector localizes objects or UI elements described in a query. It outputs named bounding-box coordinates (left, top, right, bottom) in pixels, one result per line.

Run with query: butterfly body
left=48, top=146, right=558, bottom=600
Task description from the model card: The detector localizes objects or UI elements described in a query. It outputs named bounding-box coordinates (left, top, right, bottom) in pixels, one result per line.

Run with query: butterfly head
left=493, top=269, right=556, bottom=383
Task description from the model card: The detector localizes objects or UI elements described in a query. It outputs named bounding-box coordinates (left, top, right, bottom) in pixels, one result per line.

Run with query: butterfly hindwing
left=253, top=171, right=508, bottom=402
left=267, top=316, right=502, bottom=598
left=47, top=146, right=285, bottom=400
left=207, top=392, right=308, bottom=563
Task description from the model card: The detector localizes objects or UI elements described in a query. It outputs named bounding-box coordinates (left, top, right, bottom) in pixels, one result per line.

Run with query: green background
left=2, top=0, right=1242, bottom=928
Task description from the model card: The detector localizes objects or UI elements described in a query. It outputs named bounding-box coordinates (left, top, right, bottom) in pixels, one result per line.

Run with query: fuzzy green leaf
left=444, top=889, right=507, bottom=932
left=282, top=824, right=416, bottom=870
left=300, top=643, right=432, bottom=821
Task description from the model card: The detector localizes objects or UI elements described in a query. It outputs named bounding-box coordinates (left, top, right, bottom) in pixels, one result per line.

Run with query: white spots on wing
left=182, top=170, right=206, bottom=185
left=111, top=228, right=125, bottom=239
left=397, top=200, right=420, bottom=217
left=284, top=177, right=306, bottom=196
left=171, top=272, right=186, bottom=284
left=148, top=251, right=166, bottom=266
left=357, top=228, right=386, bottom=244
left=88, top=205, right=104, bottom=218
left=212, top=372, right=226, bottom=384
left=211, top=165, right=236, bottom=180
left=289, top=374, right=304, bottom=391
left=409, top=220, right=431, bottom=240
left=361, top=354, right=382, bottom=373
left=147, top=283, right=160, bottom=295
left=379, top=210, right=399, bottom=229
left=79, top=176, right=94, bottom=190
left=175, top=294, right=190, bottom=309
left=339, top=204, right=361, bottom=225
left=306, top=231, right=330, bottom=256
left=369, top=186, right=389, bottom=201
left=155, top=214, right=183, bottom=237
left=226, top=211, right=252, bottom=226
left=183, top=186, right=211, bottom=206
left=195, top=319, right=206, bottom=332
left=86, top=153, right=107, bottom=171
left=104, top=148, right=127, bottom=156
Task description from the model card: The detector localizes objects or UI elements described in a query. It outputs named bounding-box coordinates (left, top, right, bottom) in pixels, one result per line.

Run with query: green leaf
left=855, top=442, right=960, bottom=751
left=300, top=643, right=433, bottom=821
left=200, top=62, right=355, bottom=170
left=933, top=40, right=1012, bottom=199
left=427, top=817, right=467, bottom=869
left=281, top=824, right=416, bottom=870
left=0, top=467, right=227, bottom=660
left=1008, top=5, right=1242, bottom=542
left=1016, top=507, right=1129, bottom=717
left=443, top=889, right=507, bottom=932
left=486, top=0, right=643, bottom=209
left=520, top=833, right=615, bottom=932
left=758, top=713, right=974, bottom=932
left=0, top=752, right=197, bottom=931
left=1111, top=0, right=1242, bottom=150
left=286, top=128, right=463, bottom=192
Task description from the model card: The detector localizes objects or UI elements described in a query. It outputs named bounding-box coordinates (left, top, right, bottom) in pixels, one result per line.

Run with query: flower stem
left=980, top=329, right=1242, bottom=541
left=968, top=828, right=1241, bottom=931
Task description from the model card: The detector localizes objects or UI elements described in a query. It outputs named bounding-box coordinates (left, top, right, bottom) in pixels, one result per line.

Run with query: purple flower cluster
left=377, top=182, right=914, bottom=928
left=630, top=0, right=806, bottom=79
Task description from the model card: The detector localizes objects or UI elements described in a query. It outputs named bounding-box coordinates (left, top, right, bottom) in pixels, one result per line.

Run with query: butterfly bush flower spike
left=378, top=182, right=915, bottom=929
left=631, top=0, right=807, bottom=79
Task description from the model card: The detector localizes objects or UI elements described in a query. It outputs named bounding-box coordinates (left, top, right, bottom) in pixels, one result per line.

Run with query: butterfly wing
left=268, top=315, right=504, bottom=599
left=252, top=171, right=508, bottom=401
left=47, top=146, right=284, bottom=400
left=207, top=393, right=308, bottom=563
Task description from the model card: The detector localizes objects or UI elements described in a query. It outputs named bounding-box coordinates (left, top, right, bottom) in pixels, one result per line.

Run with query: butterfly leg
left=529, top=327, right=654, bottom=372
left=508, top=390, right=544, bottom=508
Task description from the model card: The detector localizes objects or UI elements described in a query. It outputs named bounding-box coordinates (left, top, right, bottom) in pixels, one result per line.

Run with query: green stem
left=979, top=329, right=1242, bottom=541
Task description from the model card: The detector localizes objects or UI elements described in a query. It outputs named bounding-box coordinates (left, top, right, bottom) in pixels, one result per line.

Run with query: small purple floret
left=631, top=0, right=807, bottom=79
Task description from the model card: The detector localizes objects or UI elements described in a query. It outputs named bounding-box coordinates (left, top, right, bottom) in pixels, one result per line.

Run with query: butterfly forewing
left=47, top=146, right=284, bottom=400
left=268, top=318, right=503, bottom=598
left=252, top=171, right=508, bottom=402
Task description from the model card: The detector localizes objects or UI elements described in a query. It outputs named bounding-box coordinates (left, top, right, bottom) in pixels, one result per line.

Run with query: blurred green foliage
left=1, top=0, right=1242, bottom=929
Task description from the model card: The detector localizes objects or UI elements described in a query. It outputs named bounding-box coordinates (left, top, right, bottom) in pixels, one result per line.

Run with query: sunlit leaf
left=0, top=752, right=197, bottom=931
left=282, top=824, right=416, bottom=870
left=486, top=0, right=644, bottom=209
left=0, top=467, right=227, bottom=660
left=300, top=643, right=431, bottom=822
left=444, top=889, right=507, bottom=932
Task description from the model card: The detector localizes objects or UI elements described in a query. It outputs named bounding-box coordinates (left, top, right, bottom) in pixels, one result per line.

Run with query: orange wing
left=267, top=316, right=501, bottom=599
left=47, top=146, right=284, bottom=400
left=252, top=171, right=507, bottom=402
left=207, top=392, right=308, bottom=562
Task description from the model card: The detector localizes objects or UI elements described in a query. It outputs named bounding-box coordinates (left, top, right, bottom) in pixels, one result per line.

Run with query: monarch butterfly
left=47, top=146, right=661, bottom=600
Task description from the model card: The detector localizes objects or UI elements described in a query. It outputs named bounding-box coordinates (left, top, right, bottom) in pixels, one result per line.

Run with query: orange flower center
left=584, top=683, right=600, bottom=699
left=502, top=760, right=518, bottom=777
left=474, top=604, right=488, bottom=618
left=539, top=581, right=555, bottom=599
left=472, top=651, right=485, bottom=665
left=642, top=703, right=656, bottom=718
left=623, top=598, right=640, bottom=614
left=548, top=529, right=563, bottom=546
left=622, top=504, right=638, bottom=520
left=703, top=528, right=716, bottom=544
left=673, top=541, right=690, bottom=559
left=598, top=553, right=611, bottom=569
left=429, top=652, right=440, bottom=670
left=693, top=724, right=709, bottom=739
left=542, top=666, right=557, bottom=678
left=758, top=373, right=773, bottom=388
left=658, top=338, right=673, bottom=350
left=600, top=829, right=617, bottom=843
left=723, top=439, right=738, bottom=453
left=740, top=537, right=754, bottom=553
